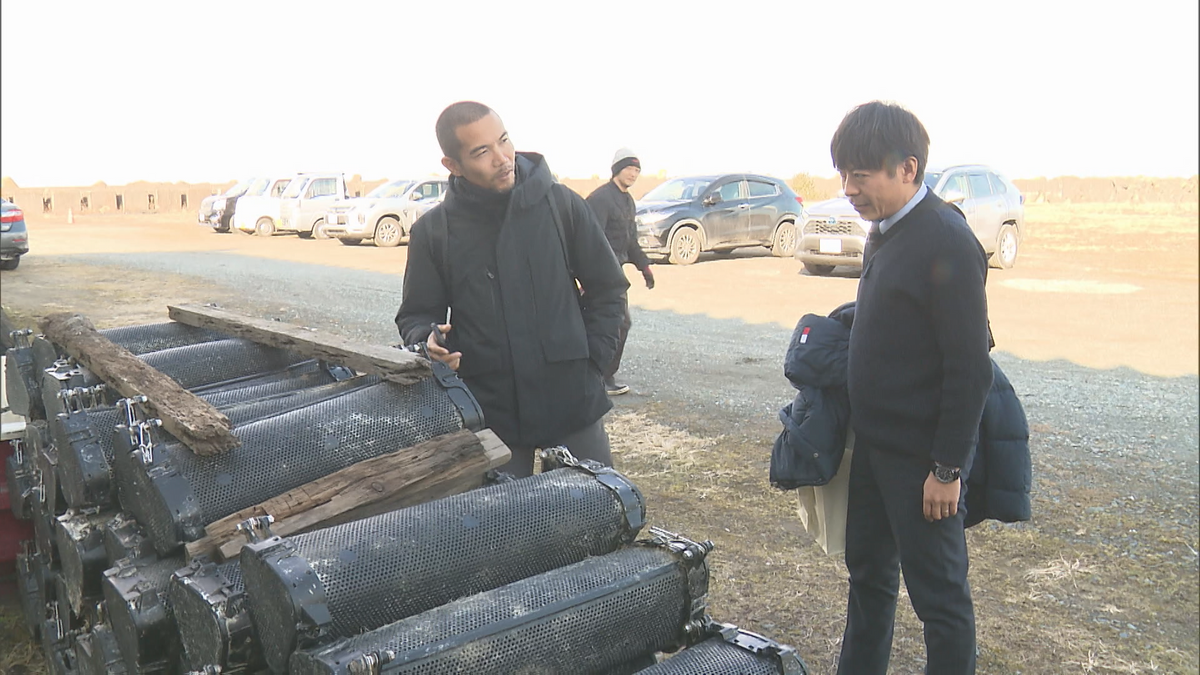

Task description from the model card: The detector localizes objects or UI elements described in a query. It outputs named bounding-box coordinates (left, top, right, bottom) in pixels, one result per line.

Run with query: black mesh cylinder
left=102, top=553, right=186, bottom=673
left=97, top=321, right=226, bottom=355
left=113, top=377, right=477, bottom=555
left=631, top=626, right=809, bottom=675
left=290, top=541, right=711, bottom=675
left=170, top=558, right=263, bottom=673
left=5, top=343, right=45, bottom=419
left=52, top=362, right=337, bottom=510
left=103, top=511, right=155, bottom=566
left=16, top=548, right=54, bottom=639
left=241, top=465, right=646, bottom=672
left=54, top=508, right=116, bottom=615
left=136, top=338, right=311, bottom=390
left=74, top=623, right=129, bottom=675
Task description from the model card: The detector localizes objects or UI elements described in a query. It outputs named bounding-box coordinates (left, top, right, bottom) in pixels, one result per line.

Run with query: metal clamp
left=119, top=396, right=161, bottom=465
left=236, top=515, right=276, bottom=543
left=708, top=620, right=809, bottom=675
left=187, top=666, right=223, bottom=675
left=10, top=438, right=22, bottom=465
left=348, top=650, right=396, bottom=675
left=10, top=328, right=33, bottom=348
left=58, top=384, right=108, bottom=413
left=646, top=526, right=715, bottom=564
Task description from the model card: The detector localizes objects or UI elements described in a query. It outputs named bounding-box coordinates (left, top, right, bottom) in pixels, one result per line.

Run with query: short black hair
left=436, top=101, right=494, bottom=161
left=831, top=101, right=930, bottom=183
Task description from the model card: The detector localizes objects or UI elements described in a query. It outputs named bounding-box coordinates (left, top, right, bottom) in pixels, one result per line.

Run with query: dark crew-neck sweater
left=848, top=190, right=993, bottom=469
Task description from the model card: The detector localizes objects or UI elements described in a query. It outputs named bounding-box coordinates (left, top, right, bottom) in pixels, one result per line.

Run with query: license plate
left=819, top=238, right=842, bottom=254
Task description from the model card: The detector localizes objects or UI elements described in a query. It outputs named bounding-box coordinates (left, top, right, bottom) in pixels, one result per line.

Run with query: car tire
left=374, top=216, right=402, bottom=248
left=311, top=219, right=331, bottom=240
left=771, top=221, right=797, bottom=257
left=254, top=218, right=275, bottom=237
left=803, top=262, right=835, bottom=276
left=991, top=224, right=1020, bottom=269
left=668, top=226, right=701, bottom=265
left=0, top=257, right=19, bottom=271
left=339, top=238, right=363, bottom=246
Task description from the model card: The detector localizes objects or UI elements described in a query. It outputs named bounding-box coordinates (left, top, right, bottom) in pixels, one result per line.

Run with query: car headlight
left=357, top=212, right=366, bottom=225
left=637, top=211, right=670, bottom=227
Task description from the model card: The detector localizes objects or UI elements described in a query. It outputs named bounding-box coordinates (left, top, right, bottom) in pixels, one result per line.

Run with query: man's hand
left=425, top=323, right=461, bottom=371
left=641, top=267, right=655, bottom=290
left=923, top=472, right=961, bottom=522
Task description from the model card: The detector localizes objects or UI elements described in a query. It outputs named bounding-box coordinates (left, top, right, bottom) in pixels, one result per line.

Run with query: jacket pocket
left=453, top=266, right=506, bottom=378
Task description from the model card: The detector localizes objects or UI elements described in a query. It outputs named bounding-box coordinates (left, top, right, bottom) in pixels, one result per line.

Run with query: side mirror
left=703, top=193, right=719, bottom=206
left=942, top=189, right=966, bottom=204
left=410, top=192, right=424, bottom=201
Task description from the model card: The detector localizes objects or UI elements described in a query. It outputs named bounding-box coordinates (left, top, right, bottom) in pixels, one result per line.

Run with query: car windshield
left=244, top=177, right=272, bottom=197
left=367, top=180, right=415, bottom=199
left=923, top=172, right=942, bottom=191
left=223, top=179, right=253, bottom=197
left=642, top=178, right=713, bottom=202
left=281, top=179, right=309, bottom=199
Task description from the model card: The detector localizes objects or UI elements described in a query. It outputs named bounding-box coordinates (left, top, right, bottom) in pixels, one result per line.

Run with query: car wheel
left=255, top=217, right=275, bottom=237
left=339, top=238, right=363, bottom=246
left=991, top=224, right=1020, bottom=269
left=374, top=216, right=402, bottom=248
left=803, top=262, right=835, bottom=276
left=771, top=221, right=797, bottom=257
left=668, top=226, right=701, bottom=265
left=311, top=219, right=331, bottom=240
left=0, top=257, right=19, bottom=271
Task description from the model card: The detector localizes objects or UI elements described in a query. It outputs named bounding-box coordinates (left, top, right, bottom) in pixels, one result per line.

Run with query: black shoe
left=604, top=377, right=630, bottom=396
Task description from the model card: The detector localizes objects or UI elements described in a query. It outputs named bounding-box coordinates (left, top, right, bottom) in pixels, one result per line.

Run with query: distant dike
left=2, top=173, right=1196, bottom=217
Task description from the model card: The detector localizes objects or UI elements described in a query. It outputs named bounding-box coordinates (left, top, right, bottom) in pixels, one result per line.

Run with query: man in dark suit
left=833, top=101, right=993, bottom=674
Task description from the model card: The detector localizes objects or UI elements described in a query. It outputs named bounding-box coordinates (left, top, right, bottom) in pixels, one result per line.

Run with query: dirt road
left=2, top=202, right=1197, bottom=673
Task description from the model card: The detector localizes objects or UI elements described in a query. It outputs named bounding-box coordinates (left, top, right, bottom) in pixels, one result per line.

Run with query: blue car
left=635, top=174, right=804, bottom=265
left=1, top=199, right=28, bottom=270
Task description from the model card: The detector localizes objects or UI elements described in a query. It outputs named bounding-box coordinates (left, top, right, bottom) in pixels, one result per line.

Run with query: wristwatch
left=932, top=463, right=961, bottom=484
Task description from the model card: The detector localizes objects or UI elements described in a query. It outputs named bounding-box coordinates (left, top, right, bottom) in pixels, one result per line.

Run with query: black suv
left=635, top=174, right=804, bottom=265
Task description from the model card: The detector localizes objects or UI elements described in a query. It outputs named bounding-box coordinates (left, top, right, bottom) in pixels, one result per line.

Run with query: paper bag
left=796, top=428, right=854, bottom=556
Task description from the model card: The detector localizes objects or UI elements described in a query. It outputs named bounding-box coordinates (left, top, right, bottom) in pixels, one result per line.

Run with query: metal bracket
left=187, top=666, right=224, bottom=675
left=119, top=396, right=161, bottom=465
left=347, top=649, right=396, bottom=675
left=646, top=526, right=714, bottom=565
left=10, top=328, right=33, bottom=348
left=236, top=515, right=276, bottom=543
left=11, top=438, right=22, bottom=465
left=711, top=620, right=810, bottom=675
left=59, top=384, right=108, bottom=413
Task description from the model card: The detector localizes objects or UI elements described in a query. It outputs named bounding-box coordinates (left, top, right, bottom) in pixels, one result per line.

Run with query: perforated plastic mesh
left=103, top=555, right=185, bottom=670
left=245, top=466, right=638, bottom=666
left=128, top=378, right=466, bottom=552
left=138, top=338, right=310, bottom=390
left=291, top=546, right=696, bottom=675
left=56, top=365, right=336, bottom=511
left=170, top=560, right=249, bottom=671
left=113, top=376, right=383, bottom=550
left=98, top=321, right=226, bottom=355
left=634, top=637, right=783, bottom=674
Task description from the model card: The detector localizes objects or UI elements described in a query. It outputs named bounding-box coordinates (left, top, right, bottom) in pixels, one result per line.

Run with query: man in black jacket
left=395, top=101, right=630, bottom=478
left=586, top=148, right=655, bottom=395
left=833, top=102, right=993, bottom=675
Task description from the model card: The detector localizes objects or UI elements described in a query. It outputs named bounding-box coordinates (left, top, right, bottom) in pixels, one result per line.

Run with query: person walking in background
left=586, top=148, right=655, bottom=396
left=833, top=101, right=994, bottom=674
left=395, top=101, right=629, bottom=478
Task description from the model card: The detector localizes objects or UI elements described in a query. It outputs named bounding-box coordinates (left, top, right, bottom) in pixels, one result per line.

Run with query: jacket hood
left=784, top=304, right=855, bottom=389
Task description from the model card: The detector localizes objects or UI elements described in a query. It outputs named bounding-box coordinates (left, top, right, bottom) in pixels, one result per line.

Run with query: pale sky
left=2, top=0, right=1197, bottom=187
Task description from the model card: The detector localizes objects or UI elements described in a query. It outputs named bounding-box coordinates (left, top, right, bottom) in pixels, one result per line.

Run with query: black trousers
left=502, top=417, right=612, bottom=479
left=603, top=292, right=632, bottom=380
left=837, top=441, right=976, bottom=675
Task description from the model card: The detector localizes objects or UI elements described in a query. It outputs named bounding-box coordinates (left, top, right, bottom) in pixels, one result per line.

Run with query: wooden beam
left=39, top=312, right=239, bottom=456
left=184, top=429, right=511, bottom=562
left=168, top=304, right=431, bottom=385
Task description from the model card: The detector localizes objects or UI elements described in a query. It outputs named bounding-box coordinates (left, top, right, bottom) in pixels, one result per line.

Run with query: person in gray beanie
left=586, top=147, right=655, bottom=395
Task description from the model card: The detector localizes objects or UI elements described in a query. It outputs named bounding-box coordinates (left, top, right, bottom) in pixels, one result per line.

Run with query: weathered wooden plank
left=184, top=429, right=511, bottom=561
left=39, top=312, right=239, bottom=456
left=168, top=304, right=431, bottom=385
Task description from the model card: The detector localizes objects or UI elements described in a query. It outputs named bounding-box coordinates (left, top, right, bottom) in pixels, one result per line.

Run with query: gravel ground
left=5, top=247, right=1198, bottom=673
